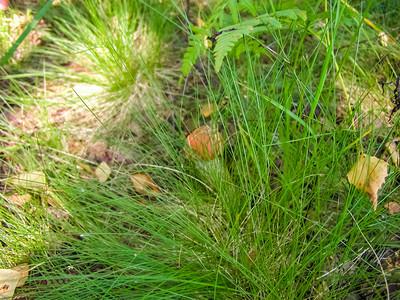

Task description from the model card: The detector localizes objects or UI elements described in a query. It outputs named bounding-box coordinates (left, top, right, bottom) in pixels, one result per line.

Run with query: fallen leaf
left=248, top=248, right=256, bottom=266
left=68, top=139, right=85, bottom=155
left=77, top=162, right=95, bottom=175
left=201, top=102, right=217, bottom=117
left=347, top=154, right=389, bottom=211
left=46, top=207, right=71, bottom=221
left=95, top=161, right=111, bottom=183
left=386, top=138, right=400, bottom=167
left=130, top=174, right=161, bottom=195
left=89, top=141, right=108, bottom=161
left=11, top=264, right=29, bottom=287
left=7, top=194, right=31, bottom=205
left=8, top=171, right=46, bottom=191
left=197, top=17, right=205, bottom=27
left=0, top=269, right=20, bottom=299
left=129, top=122, right=144, bottom=139
left=384, top=202, right=400, bottom=214
left=379, top=31, right=389, bottom=47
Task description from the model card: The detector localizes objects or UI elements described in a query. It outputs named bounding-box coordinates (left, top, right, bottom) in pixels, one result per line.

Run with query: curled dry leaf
left=346, top=154, right=388, bottom=211
left=384, top=202, right=400, bottom=214
left=201, top=102, right=217, bottom=117
left=7, top=194, right=31, bottom=205
left=89, top=141, right=108, bottom=161
left=95, top=161, right=111, bottom=183
left=12, top=264, right=29, bottom=287
left=8, top=171, right=46, bottom=191
left=130, top=174, right=161, bottom=196
left=46, top=207, right=71, bottom=221
left=248, top=248, right=256, bottom=266
left=385, top=138, right=400, bottom=167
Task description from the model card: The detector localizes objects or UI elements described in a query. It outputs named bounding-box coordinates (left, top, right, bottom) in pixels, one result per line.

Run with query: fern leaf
left=213, top=23, right=280, bottom=72
left=212, top=8, right=306, bottom=72
left=238, top=0, right=257, bottom=16
left=181, top=35, right=202, bottom=77
left=214, top=25, right=255, bottom=72
left=275, top=8, right=307, bottom=21
left=227, top=0, right=239, bottom=24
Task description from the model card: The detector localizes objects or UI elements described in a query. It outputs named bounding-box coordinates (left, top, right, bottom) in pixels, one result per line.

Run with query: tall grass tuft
left=2, top=0, right=400, bottom=299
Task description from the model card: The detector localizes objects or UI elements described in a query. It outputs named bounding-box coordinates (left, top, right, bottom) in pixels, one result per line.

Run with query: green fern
left=235, top=39, right=270, bottom=59
left=180, top=8, right=307, bottom=78
left=214, top=25, right=274, bottom=72
left=213, top=9, right=306, bottom=72
left=181, top=34, right=204, bottom=78
left=227, top=0, right=239, bottom=24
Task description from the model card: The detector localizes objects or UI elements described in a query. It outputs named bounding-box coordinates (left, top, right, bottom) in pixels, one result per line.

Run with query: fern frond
left=275, top=8, right=307, bottom=21
left=235, top=39, right=270, bottom=59
left=181, top=34, right=204, bottom=77
left=213, top=8, right=306, bottom=72
left=227, top=0, right=239, bottom=24
left=214, top=26, right=255, bottom=72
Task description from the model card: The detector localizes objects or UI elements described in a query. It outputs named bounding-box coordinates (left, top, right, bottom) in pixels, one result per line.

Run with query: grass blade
left=0, top=0, right=54, bottom=66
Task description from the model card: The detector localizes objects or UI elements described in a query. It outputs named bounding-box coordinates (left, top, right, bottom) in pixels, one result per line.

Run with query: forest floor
left=2, top=0, right=400, bottom=299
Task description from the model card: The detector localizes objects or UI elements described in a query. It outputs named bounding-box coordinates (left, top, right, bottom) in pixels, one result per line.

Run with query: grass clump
left=1, top=0, right=400, bottom=299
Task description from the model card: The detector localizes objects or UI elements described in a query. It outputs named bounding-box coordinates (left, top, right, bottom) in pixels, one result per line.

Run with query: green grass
left=1, top=0, right=400, bottom=298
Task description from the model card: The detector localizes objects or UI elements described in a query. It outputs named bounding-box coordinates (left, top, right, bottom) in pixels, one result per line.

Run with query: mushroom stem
left=195, top=158, right=231, bottom=190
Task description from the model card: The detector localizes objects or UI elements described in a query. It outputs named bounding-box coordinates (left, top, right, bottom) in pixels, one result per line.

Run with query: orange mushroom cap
left=186, top=126, right=223, bottom=160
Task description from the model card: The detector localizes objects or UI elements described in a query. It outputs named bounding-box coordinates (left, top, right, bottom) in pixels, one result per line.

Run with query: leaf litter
left=0, top=264, right=30, bottom=299
left=95, top=161, right=112, bottom=183
left=346, top=154, right=389, bottom=211
left=130, top=174, right=161, bottom=196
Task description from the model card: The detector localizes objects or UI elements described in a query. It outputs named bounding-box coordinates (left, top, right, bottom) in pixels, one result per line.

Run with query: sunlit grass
left=1, top=0, right=400, bottom=299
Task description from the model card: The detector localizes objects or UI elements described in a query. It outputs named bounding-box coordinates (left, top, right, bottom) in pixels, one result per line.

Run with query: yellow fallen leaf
left=384, top=202, right=400, bottom=214
left=386, top=138, right=400, bottom=167
left=7, top=194, right=31, bottom=206
left=77, top=162, right=95, bottom=174
left=347, top=154, right=388, bottom=211
left=0, top=269, right=20, bottom=299
left=46, top=207, right=71, bottom=221
left=8, top=171, right=46, bottom=191
left=95, top=161, right=111, bottom=183
left=12, top=264, right=29, bottom=287
left=201, top=102, right=217, bottom=117
left=379, top=31, right=389, bottom=47
left=197, top=17, right=205, bottom=27
left=130, top=174, right=161, bottom=196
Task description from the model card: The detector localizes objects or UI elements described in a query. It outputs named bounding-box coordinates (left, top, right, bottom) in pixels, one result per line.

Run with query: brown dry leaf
left=46, top=207, right=71, bottom=221
left=384, top=202, right=400, bottom=214
left=77, top=162, right=95, bottom=175
left=68, top=139, right=85, bottom=155
left=7, top=194, right=31, bottom=205
left=347, top=154, right=389, bottom=211
left=8, top=171, right=46, bottom=191
left=201, top=102, right=217, bottom=117
left=248, top=248, right=256, bottom=266
left=12, top=264, right=29, bottom=287
left=386, top=138, right=400, bottom=167
left=0, top=269, right=20, bottom=299
left=197, top=17, right=205, bottom=27
left=95, top=161, right=111, bottom=183
left=89, top=141, right=108, bottom=161
left=130, top=174, right=161, bottom=196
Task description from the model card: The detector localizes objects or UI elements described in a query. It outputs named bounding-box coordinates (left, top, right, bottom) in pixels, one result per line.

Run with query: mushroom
left=0, top=0, right=8, bottom=10
left=185, top=125, right=223, bottom=161
left=185, top=126, right=228, bottom=187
